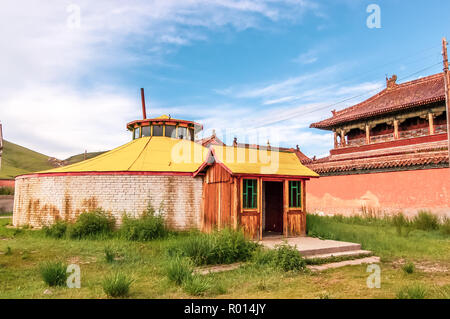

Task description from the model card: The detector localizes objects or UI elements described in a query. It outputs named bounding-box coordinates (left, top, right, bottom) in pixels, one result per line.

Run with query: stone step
left=308, top=256, right=381, bottom=271
left=305, top=249, right=373, bottom=260
left=194, top=262, right=243, bottom=275
left=298, top=243, right=361, bottom=257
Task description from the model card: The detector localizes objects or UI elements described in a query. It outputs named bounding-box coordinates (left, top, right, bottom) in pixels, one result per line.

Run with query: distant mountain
left=64, top=151, right=106, bottom=165
left=0, top=140, right=107, bottom=179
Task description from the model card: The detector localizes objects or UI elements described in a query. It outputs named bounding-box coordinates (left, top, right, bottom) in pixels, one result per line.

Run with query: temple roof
left=211, top=145, right=319, bottom=177
left=38, top=137, right=209, bottom=174
left=26, top=136, right=317, bottom=178
left=306, top=138, right=449, bottom=175
left=197, top=134, right=225, bottom=147
left=310, top=73, right=445, bottom=130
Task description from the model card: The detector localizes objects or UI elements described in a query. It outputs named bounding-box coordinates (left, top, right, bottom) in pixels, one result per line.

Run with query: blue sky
left=0, top=0, right=449, bottom=159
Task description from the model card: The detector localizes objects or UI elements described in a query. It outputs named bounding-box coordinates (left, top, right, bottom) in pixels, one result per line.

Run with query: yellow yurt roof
left=211, top=145, right=319, bottom=177
left=41, top=137, right=209, bottom=174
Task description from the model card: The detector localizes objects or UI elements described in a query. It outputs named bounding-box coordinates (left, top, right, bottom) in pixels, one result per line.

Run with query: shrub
left=412, top=211, right=439, bottom=231
left=272, top=244, right=306, bottom=272
left=396, top=283, right=427, bottom=299
left=104, top=246, right=117, bottom=263
left=0, top=187, right=14, bottom=195
left=120, top=206, right=168, bottom=241
left=43, top=220, right=68, bottom=239
left=4, top=246, right=12, bottom=256
left=440, top=217, right=450, bottom=235
left=182, top=275, right=211, bottom=296
left=67, top=209, right=115, bottom=239
left=166, top=256, right=194, bottom=285
left=402, top=261, right=415, bottom=274
left=252, top=244, right=306, bottom=272
left=169, top=228, right=258, bottom=266
left=252, top=248, right=277, bottom=266
left=40, top=261, right=68, bottom=287
left=391, top=212, right=411, bottom=236
left=210, top=228, right=258, bottom=264
left=102, top=272, right=133, bottom=298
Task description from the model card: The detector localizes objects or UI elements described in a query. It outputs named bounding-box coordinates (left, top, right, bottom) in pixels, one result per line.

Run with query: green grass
left=102, top=272, right=133, bottom=298
left=167, top=228, right=258, bottom=266
left=0, top=216, right=449, bottom=299
left=0, top=140, right=54, bottom=179
left=39, top=261, right=68, bottom=287
left=396, top=283, right=427, bottom=299
left=0, top=187, right=14, bottom=195
left=402, top=262, right=415, bottom=274
left=307, top=214, right=450, bottom=261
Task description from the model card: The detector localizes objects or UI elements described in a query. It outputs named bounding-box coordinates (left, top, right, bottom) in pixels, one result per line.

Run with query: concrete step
left=305, top=249, right=373, bottom=260
left=308, top=256, right=381, bottom=271
left=194, top=262, right=243, bottom=275
left=298, top=243, right=361, bottom=257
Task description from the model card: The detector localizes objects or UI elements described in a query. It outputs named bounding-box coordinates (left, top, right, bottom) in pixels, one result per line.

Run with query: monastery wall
left=306, top=167, right=450, bottom=217
left=13, top=174, right=203, bottom=230
left=0, top=179, right=15, bottom=188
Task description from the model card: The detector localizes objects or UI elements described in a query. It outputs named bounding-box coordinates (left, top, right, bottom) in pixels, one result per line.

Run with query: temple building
left=12, top=92, right=318, bottom=240
left=306, top=73, right=450, bottom=217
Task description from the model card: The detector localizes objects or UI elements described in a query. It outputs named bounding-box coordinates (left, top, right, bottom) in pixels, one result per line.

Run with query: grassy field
left=0, top=216, right=449, bottom=299
left=0, top=140, right=54, bottom=179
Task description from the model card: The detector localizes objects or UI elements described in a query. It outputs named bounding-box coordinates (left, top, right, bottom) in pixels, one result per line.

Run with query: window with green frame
left=243, top=179, right=257, bottom=209
left=289, top=181, right=302, bottom=208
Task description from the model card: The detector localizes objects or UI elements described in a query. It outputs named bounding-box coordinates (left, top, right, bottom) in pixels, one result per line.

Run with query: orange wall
left=0, top=180, right=14, bottom=188
left=306, top=168, right=450, bottom=217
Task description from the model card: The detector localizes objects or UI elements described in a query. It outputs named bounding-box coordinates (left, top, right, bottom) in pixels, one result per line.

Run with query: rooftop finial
left=140, top=88, right=147, bottom=119
left=386, top=74, right=398, bottom=90
left=212, top=129, right=216, bottom=137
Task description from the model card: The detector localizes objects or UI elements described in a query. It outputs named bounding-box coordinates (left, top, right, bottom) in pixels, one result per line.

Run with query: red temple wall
left=306, top=167, right=450, bottom=217
left=0, top=179, right=15, bottom=188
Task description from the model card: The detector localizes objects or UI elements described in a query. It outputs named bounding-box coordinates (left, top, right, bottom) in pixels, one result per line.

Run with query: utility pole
left=442, top=37, right=450, bottom=167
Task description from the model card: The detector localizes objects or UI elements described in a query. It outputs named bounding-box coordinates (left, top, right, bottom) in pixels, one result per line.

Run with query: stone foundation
left=13, top=174, right=203, bottom=230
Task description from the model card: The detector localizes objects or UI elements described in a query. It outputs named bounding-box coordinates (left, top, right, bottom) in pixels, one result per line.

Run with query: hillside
left=0, top=140, right=107, bottom=179
left=0, top=140, right=54, bottom=179
left=64, top=151, right=106, bottom=165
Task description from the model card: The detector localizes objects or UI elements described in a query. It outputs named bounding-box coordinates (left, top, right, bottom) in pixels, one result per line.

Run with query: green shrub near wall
left=0, top=187, right=14, bottom=195
left=67, top=209, right=115, bottom=239
left=119, top=205, right=168, bottom=241
left=168, top=228, right=258, bottom=266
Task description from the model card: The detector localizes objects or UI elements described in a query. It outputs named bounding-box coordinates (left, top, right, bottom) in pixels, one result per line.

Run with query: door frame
left=262, top=180, right=284, bottom=235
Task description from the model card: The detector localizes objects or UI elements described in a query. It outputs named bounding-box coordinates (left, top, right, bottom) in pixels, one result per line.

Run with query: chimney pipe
left=140, top=88, right=147, bottom=119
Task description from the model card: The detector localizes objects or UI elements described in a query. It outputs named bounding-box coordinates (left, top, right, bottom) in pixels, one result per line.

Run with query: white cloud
left=292, top=50, right=318, bottom=64
left=0, top=0, right=320, bottom=159
left=1, top=85, right=137, bottom=159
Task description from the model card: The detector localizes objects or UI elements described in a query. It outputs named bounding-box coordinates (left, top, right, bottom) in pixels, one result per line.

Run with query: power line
left=253, top=61, right=443, bottom=128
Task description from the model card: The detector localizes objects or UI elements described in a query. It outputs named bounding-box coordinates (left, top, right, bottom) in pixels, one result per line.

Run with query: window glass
left=153, top=125, right=163, bottom=136
left=165, top=125, right=176, bottom=138
left=133, top=127, right=140, bottom=139
left=142, top=125, right=151, bottom=137
left=188, top=128, right=195, bottom=141
left=243, top=179, right=257, bottom=209
left=178, top=126, right=187, bottom=139
left=289, top=181, right=302, bottom=208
